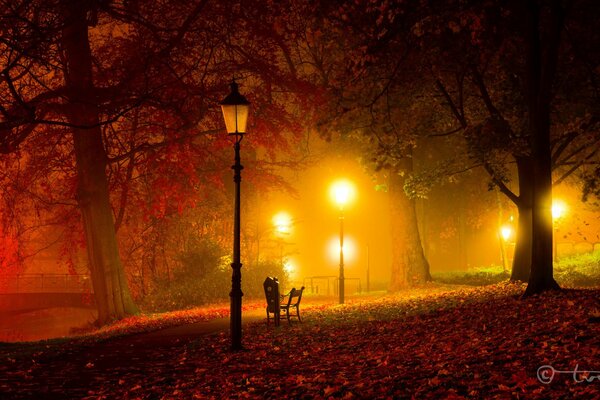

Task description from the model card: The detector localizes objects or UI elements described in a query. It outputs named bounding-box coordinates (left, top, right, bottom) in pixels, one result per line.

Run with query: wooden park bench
left=263, top=277, right=305, bottom=326
left=280, top=286, right=305, bottom=324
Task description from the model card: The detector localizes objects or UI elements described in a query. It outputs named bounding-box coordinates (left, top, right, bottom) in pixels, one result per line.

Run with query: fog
left=0, top=308, right=96, bottom=342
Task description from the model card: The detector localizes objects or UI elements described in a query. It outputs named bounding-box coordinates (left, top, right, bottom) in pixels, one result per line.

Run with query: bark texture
left=522, top=0, right=561, bottom=296
left=389, top=157, right=431, bottom=291
left=510, top=157, right=533, bottom=282
left=61, top=1, right=138, bottom=323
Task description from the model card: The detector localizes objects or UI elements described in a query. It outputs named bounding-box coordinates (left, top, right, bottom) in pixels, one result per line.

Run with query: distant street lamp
left=330, top=179, right=355, bottom=304
left=273, top=211, right=292, bottom=236
left=551, top=199, right=566, bottom=220
left=551, top=199, right=567, bottom=260
left=272, top=211, right=292, bottom=270
left=499, top=225, right=513, bottom=273
left=220, top=79, right=250, bottom=350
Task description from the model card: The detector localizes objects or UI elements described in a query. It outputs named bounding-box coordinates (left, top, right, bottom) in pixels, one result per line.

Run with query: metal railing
left=0, top=274, right=93, bottom=294
left=302, top=275, right=362, bottom=296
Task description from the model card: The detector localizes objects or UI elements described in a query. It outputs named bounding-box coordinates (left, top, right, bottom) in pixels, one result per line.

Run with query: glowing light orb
left=551, top=199, right=567, bottom=220
left=283, top=260, right=295, bottom=275
left=327, top=236, right=356, bottom=264
left=330, top=179, right=356, bottom=209
left=272, top=211, right=292, bottom=235
left=500, top=225, right=512, bottom=241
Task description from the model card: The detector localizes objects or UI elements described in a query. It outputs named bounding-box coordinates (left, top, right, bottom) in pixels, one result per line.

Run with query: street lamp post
left=220, top=80, right=250, bottom=350
left=366, top=244, right=370, bottom=293
left=499, top=225, right=512, bottom=273
left=330, top=180, right=355, bottom=304
left=339, top=208, right=345, bottom=303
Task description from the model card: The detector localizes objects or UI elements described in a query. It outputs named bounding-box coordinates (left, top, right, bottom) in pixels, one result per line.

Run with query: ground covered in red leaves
left=1, top=282, right=599, bottom=399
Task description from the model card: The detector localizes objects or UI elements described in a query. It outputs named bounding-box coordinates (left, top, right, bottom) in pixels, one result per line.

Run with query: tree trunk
left=388, top=156, right=431, bottom=291
left=523, top=0, right=561, bottom=296
left=61, top=2, right=138, bottom=324
left=511, top=205, right=532, bottom=281
left=510, top=156, right=533, bottom=282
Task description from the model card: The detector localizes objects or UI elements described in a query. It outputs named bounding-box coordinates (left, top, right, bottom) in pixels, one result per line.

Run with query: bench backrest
left=263, top=276, right=280, bottom=313
left=284, top=286, right=305, bottom=307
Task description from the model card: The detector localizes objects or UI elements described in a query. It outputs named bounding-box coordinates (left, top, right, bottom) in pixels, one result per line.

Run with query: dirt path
left=118, top=307, right=266, bottom=348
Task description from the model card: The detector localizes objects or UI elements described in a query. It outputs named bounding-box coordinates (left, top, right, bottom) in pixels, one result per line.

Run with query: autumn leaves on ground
left=1, top=283, right=599, bottom=399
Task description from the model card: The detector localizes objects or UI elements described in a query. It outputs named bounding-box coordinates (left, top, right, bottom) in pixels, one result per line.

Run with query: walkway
left=123, top=308, right=267, bottom=348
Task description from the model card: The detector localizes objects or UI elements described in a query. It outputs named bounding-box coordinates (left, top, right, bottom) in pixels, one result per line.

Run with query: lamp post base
left=230, top=262, right=243, bottom=350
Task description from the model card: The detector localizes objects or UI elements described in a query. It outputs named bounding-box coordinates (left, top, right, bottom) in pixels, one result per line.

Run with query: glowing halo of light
left=272, top=211, right=292, bottom=236
left=327, top=236, right=357, bottom=264
left=329, top=179, right=356, bottom=209
left=283, top=259, right=296, bottom=276
left=500, top=225, right=512, bottom=241
left=551, top=199, right=567, bottom=220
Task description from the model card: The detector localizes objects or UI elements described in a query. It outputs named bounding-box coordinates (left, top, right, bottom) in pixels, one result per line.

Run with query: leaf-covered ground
left=1, top=282, right=599, bottom=399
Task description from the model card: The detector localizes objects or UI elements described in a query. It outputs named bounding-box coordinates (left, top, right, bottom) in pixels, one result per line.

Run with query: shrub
left=140, top=236, right=287, bottom=312
left=432, top=265, right=509, bottom=286
left=242, top=259, right=287, bottom=298
left=432, top=251, right=600, bottom=288
left=554, top=250, right=600, bottom=287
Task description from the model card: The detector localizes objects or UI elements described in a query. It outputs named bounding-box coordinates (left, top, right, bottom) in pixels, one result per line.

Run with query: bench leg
left=275, top=311, right=280, bottom=327
left=297, top=306, right=302, bottom=323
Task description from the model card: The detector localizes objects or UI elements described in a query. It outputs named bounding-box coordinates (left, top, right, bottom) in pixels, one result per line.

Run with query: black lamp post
left=220, top=79, right=250, bottom=350
left=330, top=179, right=354, bottom=304
left=338, top=207, right=345, bottom=304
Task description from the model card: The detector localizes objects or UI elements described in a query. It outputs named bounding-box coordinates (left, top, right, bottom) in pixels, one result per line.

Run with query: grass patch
left=432, top=250, right=600, bottom=287
left=432, top=265, right=509, bottom=286
left=554, top=250, right=600, bottom=287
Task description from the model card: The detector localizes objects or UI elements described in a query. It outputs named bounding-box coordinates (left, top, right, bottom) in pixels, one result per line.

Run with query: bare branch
left=435, top=78, right=467, bottom=128
left=483, top=162, right=520, bottom=205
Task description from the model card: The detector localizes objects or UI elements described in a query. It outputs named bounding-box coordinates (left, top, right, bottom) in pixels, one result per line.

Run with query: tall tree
left=346, top=0, right=599, bottom=292
left=388, top=154, right=432, bottom=289
left=1, top=0, right=321, bottom=321
left=426, top=0, right=597, bottom=292
left=521, top=0, right=563, bottom=294
left=60, top=0, right=138, bottom=320
left=306, top=0, right=433, bottom=288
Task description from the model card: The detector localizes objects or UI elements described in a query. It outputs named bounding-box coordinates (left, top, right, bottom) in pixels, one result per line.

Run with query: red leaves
left=2, top=285, right=600, bottom=398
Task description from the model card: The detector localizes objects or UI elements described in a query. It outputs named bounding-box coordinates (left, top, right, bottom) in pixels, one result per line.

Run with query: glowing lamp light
left=272, top=211, right=292, bottom=236
left=330, top=179, right=356, bottom=209
left=551, top=199, right=567, bottom=220
left=327, top=236, right=356, bottom=264
left=283, top=260, right=295, bottom=275
left=220, top=80, right=250, bottom=135
left=500, top=225, right=512, bottom=241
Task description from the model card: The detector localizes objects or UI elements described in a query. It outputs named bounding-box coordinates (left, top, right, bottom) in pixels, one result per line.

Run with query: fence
left=0, top=274, right=93, bottom=294
left=302, top=275, right=362, bottom=296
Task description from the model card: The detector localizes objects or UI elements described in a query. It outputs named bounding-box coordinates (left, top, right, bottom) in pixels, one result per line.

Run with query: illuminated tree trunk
left=389, top=156, right=431, bottom=291
left=510, top=157, right=533, bottom=282
left=522, top=0, right=561, bottom=296
left=61, top=2, right=138, bottom=324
